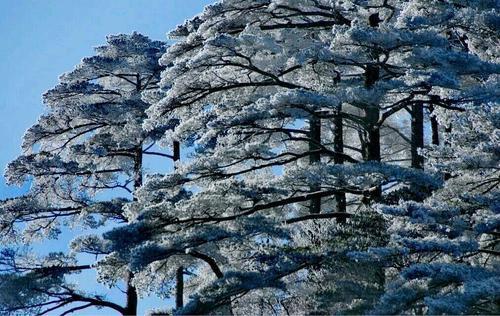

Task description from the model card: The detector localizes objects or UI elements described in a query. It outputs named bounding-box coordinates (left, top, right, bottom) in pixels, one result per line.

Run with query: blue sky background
left=0, top=0, right=213, bottom=314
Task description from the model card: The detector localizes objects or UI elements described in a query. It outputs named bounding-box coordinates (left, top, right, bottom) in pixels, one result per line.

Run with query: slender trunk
left=122, top=78, right=144, bottom=316
left=443, top=124, right=453, bottom=180
left=366, top=122, right=381, bottom=162
left=429, top=104, right=440, bottom=146
left=364, top=9, right=383, bottom=210
left=364, top=64, right=381, bottom=162
left=309, top=116, right=321, bottom=163
left=123, top=145, right=143, bottom=316
left=124, top=271, right=138, bottom=316
left=173, top=140, right=180, bottom=162
left=309, top=115, right=322, bottom=214
left=133, top=146, right=143, bottom=193
left=362, top=14, right=385, bottom=313
left=365, top=106, right=382, bottom=202
left=411, top=102, right=424, bottom=169
left=333, top=109, right=346, bottom=223
left=358, top=130, right=368, bottom=160
left=172, top=140, right=185, bottom=311
left=176, top=266, right=184, bottom=309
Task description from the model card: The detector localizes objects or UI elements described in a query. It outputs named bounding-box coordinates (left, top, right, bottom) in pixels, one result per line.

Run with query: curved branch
left=189, top=250, right=224, bottom=278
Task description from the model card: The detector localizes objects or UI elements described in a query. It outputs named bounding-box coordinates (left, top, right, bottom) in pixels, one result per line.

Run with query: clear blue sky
left=0, top=0, right=213, bottom=314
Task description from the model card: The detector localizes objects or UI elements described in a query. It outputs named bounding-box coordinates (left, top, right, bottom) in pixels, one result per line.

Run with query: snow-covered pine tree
left=1, top=1, right=498, bottom=315
left=110, top=1, right=498, bottom=314
left=91, top=1, right=496, bottom=315
left=350, top=102, right=500, bottom=314
left=347, top=1, right=500, bottom=312
left=0, top=33, right=170, bottom=315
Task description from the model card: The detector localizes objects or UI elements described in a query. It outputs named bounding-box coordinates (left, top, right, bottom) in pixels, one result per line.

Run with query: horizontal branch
left=143, top=151, right=175, bottom=159
left=34, top=264, right=92, bottom=276
left=479, top=249, right=500, bottom=256
left=284, top=212, right=351, bottom=224
left=175, top=188, right=366, bottom=225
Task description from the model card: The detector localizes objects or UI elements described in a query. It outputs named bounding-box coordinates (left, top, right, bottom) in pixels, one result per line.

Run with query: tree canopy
left=1, top=1, right=499, bottom=315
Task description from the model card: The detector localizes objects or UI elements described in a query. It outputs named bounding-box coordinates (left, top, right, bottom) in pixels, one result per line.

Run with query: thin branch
left=284, top=212, right=351, bottom=224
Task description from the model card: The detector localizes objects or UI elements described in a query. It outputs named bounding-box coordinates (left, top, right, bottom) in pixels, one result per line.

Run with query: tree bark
left=429, top=104, right=440, bottom=146
left=173, top=140, right=180, bottom=162
left=309, top=115, right=322, bottom=214
left=333, top=108, right=346, bottom=223
left=364, top=64, right=381, bottom=163
left=365, top=111, right=382, bottom=202
left=364, top=62, right=381, bottom=163
left=133, top=146, right=143, bottom=193
left=359, top=15, right=385, bottom=313
left=176, top=266, right=184, bottom=309
left=124, top=271, right=138, bottom=316
left=443, top=124, right=453, bottom=180
left=364, top=64, right=382, bottom=202
left=411, top=102, right=424, bottom=169
left=172, top=140, right=185, bottom=310
left=366, top=109, right=381, bottom=162
left=122, top=146, right=143, bottom=316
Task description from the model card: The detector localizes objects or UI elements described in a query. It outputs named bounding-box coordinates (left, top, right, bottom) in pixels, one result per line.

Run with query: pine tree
left=353, top=102, right=500, bottom=314
left=1, top=1, right=498, bottom=315
left=125, top=1, right=498, bottom=314
left=0, top=33, right=169, bottom=315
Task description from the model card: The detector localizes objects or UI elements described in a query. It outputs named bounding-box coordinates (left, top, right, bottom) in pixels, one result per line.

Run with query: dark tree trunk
left=124, top=271, right=138, bottom=316
left=133, top=146, right=143, bottom=193
left=309, top=115, right=322, bottom=214
left=364, top=100, right=382, bottom=202
left=364, top=65, right=380, bottom=87
left=173, top=140, right=180, bottom=162
left=350, top=15, right=386, bottom=313
left=363, top=41, right=382, bottom=202
left=123, top=146, right=143, bottom=316
left=366, top=125, right=381, bottom=162
left=172, top=140, right=185, bottom=311
left=364, top=65, right=381, bottom=163
left=411, top=102, right=424, bottom=169
left=176, top=266, right=184, bottom=310
left=443, top=124, right=453, bottom=180
left=333, top=109, right=346, bottom=223
left=429, top=104, right=440, bottom=146
left=358, top=130, right=368, bottom=161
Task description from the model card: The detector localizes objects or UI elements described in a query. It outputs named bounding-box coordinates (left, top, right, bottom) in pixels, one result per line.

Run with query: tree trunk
left=176, top=266, right=184, bottom=309
left=122, top=146, right=143, bottom=316
left=411, top=102, right=424, bottom=169
left=429, top=104, right=440, bottom=146
left=359, top=15, right=385, bottom=313
left=364, top=64, right=381, bottom=163
left=364, top=102, right=382, bottom=202
left=133, top=146, right=143, bottom=193
left=309, top=115, right=322, bottom=214
left=443, top=124, right=453, bottom=180
left=173, top=140, right=180, bottom=162
left=333, top=109, right=346, bottom=223
left=124, top=271, right=138, bottom=316
left=172, top=141, right=185, bottom=311
left=363, top=36, right=382, bottom=200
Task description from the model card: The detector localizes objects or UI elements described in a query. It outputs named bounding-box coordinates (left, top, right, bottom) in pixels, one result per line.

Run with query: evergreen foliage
left=0, top=1, right=498, bottom=315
